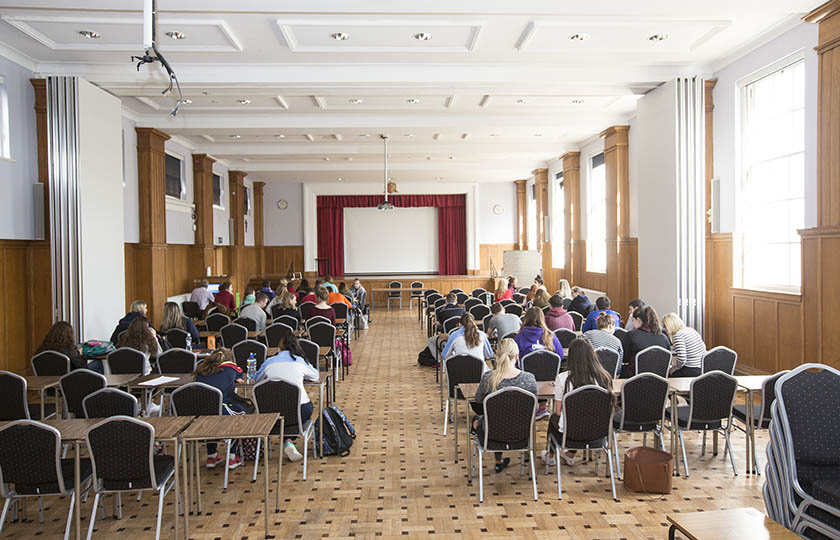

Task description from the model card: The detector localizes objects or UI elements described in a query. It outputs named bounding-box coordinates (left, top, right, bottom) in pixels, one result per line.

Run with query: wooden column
left=30, top=79, right=49, bottom=238
left=253, top=181, right=265, bottom=274
left=704, top=80, right=718, bottom=342
left=514, top=179, right=527, bottom=250
left=191, top=153, right=216, bottom=280
left=802, top=0, right=840, bottom=369
left=227, top=171, right=248, bottom=295
left=134, top=128, right=170, bottom=326
left=561, top=152, right=582, bottom=286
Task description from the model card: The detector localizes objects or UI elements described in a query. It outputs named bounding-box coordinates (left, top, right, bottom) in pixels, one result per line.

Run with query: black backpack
left=315, top=405, right=355, bottom=457
left=417, top=346, right=436, bottom=366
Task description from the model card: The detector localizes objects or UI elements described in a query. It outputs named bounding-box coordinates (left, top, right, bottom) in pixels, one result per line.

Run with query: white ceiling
left=0, top=0, right=821, bottom=184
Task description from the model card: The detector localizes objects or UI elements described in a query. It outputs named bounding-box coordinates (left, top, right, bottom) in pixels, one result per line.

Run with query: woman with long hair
left=620, top=306, right=670, bottom=378
left=269, top=290, right=301, bottom=323
left=193, top=349, right=252, bottom=469
left=514, top=307, right=564, bottom=361
left=540, top=338, right=614, bottom=466
left=159, top=301, right=200, bottom=345
left=36, top=321, right=85, bottom=370
left=583, top=312, right=623, bottom=363
left=441, top=312, right=494, bottom=364
left=307, top=287, right=336, bottom=324
left=557, top=279, right=572, bottom=299
left=494, top=279, right=513, bottom=302
left=471, top=338, right=537, bottom=472
left=116, top=317, right=160, bottom=374
left=662, top=312, right=706, bottom=377
left=533, top=288, right=551, bottom=309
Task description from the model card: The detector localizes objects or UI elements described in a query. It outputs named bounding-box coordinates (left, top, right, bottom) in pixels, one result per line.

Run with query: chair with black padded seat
left=409, top=281, right=425, bottom=310
left=469, top=304, right=491, bottom=323
left=595, top=348, right=621, bottom=379
left=635, top=345, right=672, bottom=378
left=298, top=339, right=320, bottom=370
left=541, top=306, right=550, bottom=315
left=471, top=387, right=538, bottom=502
left=252, top=380, right=316, bottom=483
left=0, top=420, right=93, bottom=540
left=701, top=345, right=737, bottom=375
left=562, top=298, right=572, bottom=310
left=220, top=323, right=248, bottom=348
left=387, top=281, right=403, bottom=310
left=665, top=371, right=739, bottom=477
left=512, top=293, right=526, bottom=305
left=105, top=347, right=146, bottom=375
left=518, top=287, right=531, bottom=295
left=164, top=328, right=189, bottom=350
left=547, top=384, right=618, bottom=501
left=265, top=323, right=293, bottom=348
left=31, top=350, right=71, bottom=376
left=521, top=350, right=561, bottom=382
left=305, top=315, right=331, bottom=330
left=506, top=304, right=523, bottom=317
left=553, top=328, right=577, bottom=349
left=482, top=314, right=494, bottom=340
left=442, top=316, right=461, bottom=335
left=274, top=314, right=299, bottom=330
left=501, top=331, right=518, bottom=341
left=157, top=348, right=197, bottom=374
left=464, top=298, right=482, bottom=313
left=456, top=292, right=470, bottom=306
left=613, top=327, right=627, bottom=340
left=449, top=288, right=464, bottom=294
left=732, top=370, right=788, bottom=473
left=499, top=299, right=515, bottom=307
left=299, top=301, right=316, bottom=320
left=471, top=288, right=487, bottom=299
left=83, top=388, right=139, bottom=418
left=442, top=354, right=485, bottom=438
left=568, top=311, right=584, bottom=332
left=205, top=312, right=230, bottom=332
left=308, top=323, right=337, bottom=399
left=0, top=370, right=56, bottom=421
left=331, top=302, right=349, bottom=323
left=482, top=292, right=495, bottom=306
left=85, top=416, right=175, bottom=540
left=181, top=301, right=202, bottom=320
left=611, top=373, right=669, bottom=478
left=60, top=369, right=107, bottom=419
left=232, top=339, right=268, bottom=373
left=233, top=317, right=258, bottom=332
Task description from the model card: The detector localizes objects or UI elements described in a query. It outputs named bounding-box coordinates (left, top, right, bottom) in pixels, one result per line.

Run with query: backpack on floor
left=336, top=338, right=352, bottom=367
left=417, top=346, right=436, bottom=366
left=315, top=405, right=356, bottom=457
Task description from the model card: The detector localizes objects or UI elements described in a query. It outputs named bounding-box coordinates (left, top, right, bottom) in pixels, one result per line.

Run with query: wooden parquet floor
left=4, top=308, right=767, bottom=539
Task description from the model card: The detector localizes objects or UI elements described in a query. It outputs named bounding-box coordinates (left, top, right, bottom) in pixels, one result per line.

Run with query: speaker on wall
left=33, top=182, right=45, bottom=240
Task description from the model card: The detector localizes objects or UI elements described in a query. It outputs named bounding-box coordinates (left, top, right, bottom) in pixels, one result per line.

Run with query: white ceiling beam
left=194, top=142, right=565, bottom=155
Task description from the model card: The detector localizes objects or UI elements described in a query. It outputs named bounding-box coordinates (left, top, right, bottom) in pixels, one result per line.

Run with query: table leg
left=466, top=400, right=472, bottom=484
left=172, top=438, right=180, bottom=540
left=744, top=390, right=752, bottom=474
left=40, top=389, right=45, bottom=421
left=181, top=439, right=190, bottom=538
left=319, top=382, right=325, bottom=458
left=454, top=395, right=459, bottom=463
left=195, top=442, right=202, bottom=514
left=263, top=434, right=270, bottom=537
left=74, top=441, right=80, bottom=540
left=671, top=392, right=680, bottom=476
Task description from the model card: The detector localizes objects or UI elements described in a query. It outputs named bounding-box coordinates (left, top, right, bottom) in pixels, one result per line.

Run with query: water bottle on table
left=185, top=333, right=192, bottom=351
left=247, top=352, right=257, bottom=383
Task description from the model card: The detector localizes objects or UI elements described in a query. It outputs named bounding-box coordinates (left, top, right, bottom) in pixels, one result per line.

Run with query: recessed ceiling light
left=349, top=99, right=363, bottom=104
left=414, top=32, right=432, bottom=41
left=330, top=32, right=349, bottom=41
left=238, top=99, right=251, bottom=105
left=407, top=98, right=420, bottom=104
left=435, top=176, right=443, bottom=181
left=323, top=157, right=330, bottom=161
left=404, top=133, right=414, bottom=137
left=387, top=154, right=392, bottom=158
left=490, top=133, right=499, bottom=137
left=337, top=177, right=343, bottom=181
left=166, top=31, right=186, bottom=40
left=426, top=156, right=432, bottom=160
left=516, top=99, right=527, bottom=104
left=345, top=157, right=353, bottom=161
left=78, top=30, right=101, bottom=39
left=648, top=33, right=669, bottom=42
left=230, top=135, right=241, bottom=139
left=359, top=134, right=370, bottom=137
left=534, top=133, right=543, bottom=137
left=569, top=33, right=589, bottom=42
left=182, top=99, right=192, bottom=105
left=448, top=156, right=454, bottom=160
left=571, top=99, right=584, bottom=104
left=275, top=134, right=285, bottom=139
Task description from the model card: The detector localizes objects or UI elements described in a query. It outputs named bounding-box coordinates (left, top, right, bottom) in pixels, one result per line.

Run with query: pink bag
left=335, top=338, right=352, bottom=367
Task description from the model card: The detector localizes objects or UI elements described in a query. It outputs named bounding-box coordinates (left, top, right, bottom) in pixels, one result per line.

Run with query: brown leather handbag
left=623, top=446, right=673, bottom=494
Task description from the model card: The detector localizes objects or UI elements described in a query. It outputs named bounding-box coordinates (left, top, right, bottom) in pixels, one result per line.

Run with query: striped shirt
left=671, top=327, right=706, bottom=370
left=584, top=329, right=623, bottom=362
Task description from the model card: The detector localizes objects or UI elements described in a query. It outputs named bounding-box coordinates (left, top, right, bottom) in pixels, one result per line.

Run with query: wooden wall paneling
left=732, top=296, right=755, bottom=370
left=514, top=180, right=527, bottom=250
left=124, top=244, right=136, bottom=311
left=778, top=302, right=804, bottom=370
left=135, top=128, right=169, bottom=245
left=479, top=243, right=515, bottom=274
left=192, top=154, right=215, bottom=247
left=253, top=182, right=266, bottom=275
left=0, top=244, right=29, bottom=373
left=753, top=299, right=779, bottom=373
left=27, top=242, right=52, bottom=353
left=561, top=153, right=582, bottom=286
left=710, top=234, right=734, bottom=350
left=533, top=168, right=548, bottom=252
left=30, top=79, right=49, bottom=240
left=229, top=171, right=246, bottom=246
left=601, top=125, right=634, bottom=311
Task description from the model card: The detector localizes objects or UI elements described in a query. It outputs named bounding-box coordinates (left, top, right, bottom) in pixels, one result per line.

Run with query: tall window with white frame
left=212, top=173, right=223, bottom=207
left=587, top=153, right=607, bottom=273
left=552, top=171, right=565, bottom=268
left=527, top=182, right=537, bottom=250
left=164, top=153, right=185, bottom=200
left=0, top=74, right=10, bottom=160
left=736, top=56, right=804, bottom=292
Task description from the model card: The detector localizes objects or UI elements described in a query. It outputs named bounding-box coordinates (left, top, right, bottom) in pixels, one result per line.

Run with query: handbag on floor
left=623, top=446, right=673, bottom=494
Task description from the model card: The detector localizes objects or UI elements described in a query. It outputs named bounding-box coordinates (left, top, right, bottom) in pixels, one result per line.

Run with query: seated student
left=583, top=312, right=624, bottom=364
left=259, top=281, right=276, bottom=301
left=582, top=296, right=621, bottom=332
left=214, top=281, right=236, bottom=313
left=507, top=275, right=518, bottom=294
left=257, top=333, right=319, bottom=461
left=441, top=313, right=494, bottom=364
left=540, top=338, right=615, bottom=467
left=486, top=302, right=522, bottom=339
left=239, top=292, right=269, bottom=332
left=286, top=279, right=296, bottom=293
left=194, top=349, right=251, bottom=469
left=327, top=288, right=352, bottom=308
left=307, top=287, right=336, bottom=325
left=620, top=306, right=670, bottom=378
left=269, top=291, right=301, bottom=324
left=514, top=307, right=564, bottom=361
left=240, top=288, right=256, bottom=309
left=625, top=298, right=645, bottom=330
left=525, top=284, right=539, bottom=304
left=190, top=279, right=216, bottom=311
left=567, top=286, right=593, bottom=316
left=545, top=294, right=575, bottom=331
left=472, top=338, right=537, bottom=472
left=110, top=300, right=152, bottom=344
left=114, top=317, right=160, bottom=375
left=339, top=282, right=353, bottom=301
left=557, top=279, right=572, bottom=300
left=534, top=275, right=547, bottom=292
left=662, top=312, right=706, bottom=377
left=295, top=279, right=311, bottom=300
left=204, top=302, right=230, bottom=319
left=266, top=282, right=285, bottom=312
left=36, top=321, right=86, bottom=370
left=533, top=288, right=551, bottom=309
left=299, top=287, right=317, bottom=305
left=322, top=276, right=338, bottom=293
left=436, top=292, right=465, bottom=327
left=349, top=279, right=367, bottom=308
left=159, top=301, right=200, bottom=345
left=494, top=280, right=513, bottom=302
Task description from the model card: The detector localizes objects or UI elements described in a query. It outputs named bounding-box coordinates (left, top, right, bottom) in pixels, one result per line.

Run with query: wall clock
left=492, top=204, right=504, bottom=215
left=276, top=199, right=288, bottom=210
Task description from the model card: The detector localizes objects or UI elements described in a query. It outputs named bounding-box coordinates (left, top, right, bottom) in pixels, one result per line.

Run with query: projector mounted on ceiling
left=131, top=0, right=186, bottom=116
left=377, top=134, right=395, bottom=211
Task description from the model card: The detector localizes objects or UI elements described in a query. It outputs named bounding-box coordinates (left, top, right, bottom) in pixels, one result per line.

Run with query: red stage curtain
left=316, top=194, right=467, bottom=276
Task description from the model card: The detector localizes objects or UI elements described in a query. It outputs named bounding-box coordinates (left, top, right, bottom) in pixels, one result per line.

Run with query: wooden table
left=104, top=374, right=143, bottom=387
left=666, top=507, right=796, bottom=539
left=198, top=330, right=263, bottom=339
left=24, top=375, right=61, bottom=420
left=179, top=413, right=281, bottom=539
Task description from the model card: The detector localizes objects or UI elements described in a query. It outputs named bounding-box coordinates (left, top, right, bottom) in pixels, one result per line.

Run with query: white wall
left=164, top=138, right=195, bottom=245
left=627, top=116, right=640, bottom=238
left=121, top=116, right=139, bottom=243
left=477, top=182, right=516, bottom=244
left=634, top=79, right=679, bottom=315
left=0, top=54, right=38, bottom=240
left=713, top=22, right=818, bottom=232
left=211, top=161, right=230, bottom=245
left=264, top=182, right=303, bottom=245
left=78, top=79, right=125, bottom=341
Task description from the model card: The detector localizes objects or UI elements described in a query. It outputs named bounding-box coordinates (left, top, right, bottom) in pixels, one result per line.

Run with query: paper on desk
left=137, top=376, right=180, bottom=386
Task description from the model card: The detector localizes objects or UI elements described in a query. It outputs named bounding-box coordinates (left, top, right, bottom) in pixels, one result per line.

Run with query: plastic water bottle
left=247, top=353, right=257, bottom=383
left=185, top=333, right=192, bottom=351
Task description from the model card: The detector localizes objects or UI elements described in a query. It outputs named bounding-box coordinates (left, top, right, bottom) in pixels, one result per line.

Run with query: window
left=243, top=185, right=251, bottom=216
left=736, top=56, right=804, bottom=292
left=527, top=183, right=537, bottom=250
left=212, top=173, right=223, bottom=207
left=552, top=171, right=565, bottom=268
left=587, top=152, right=606, bottom=273
left=164, top=154, right=184, bottom=199
left=0, top=75, right=9, bottom=160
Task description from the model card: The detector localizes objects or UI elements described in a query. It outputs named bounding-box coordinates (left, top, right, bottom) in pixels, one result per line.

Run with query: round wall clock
left=276, top=199, right=288, bottom=210
left=492, top=204, right=504, bottom=215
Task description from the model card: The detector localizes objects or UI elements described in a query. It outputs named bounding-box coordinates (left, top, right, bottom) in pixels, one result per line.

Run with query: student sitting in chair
left=582, top=296, right=621, bottom=332
left=240, top=292, right=269, bottom=332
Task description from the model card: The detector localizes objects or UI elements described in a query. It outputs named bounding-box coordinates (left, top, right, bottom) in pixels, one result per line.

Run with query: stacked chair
left=763, top=363, right=840, bottom=539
